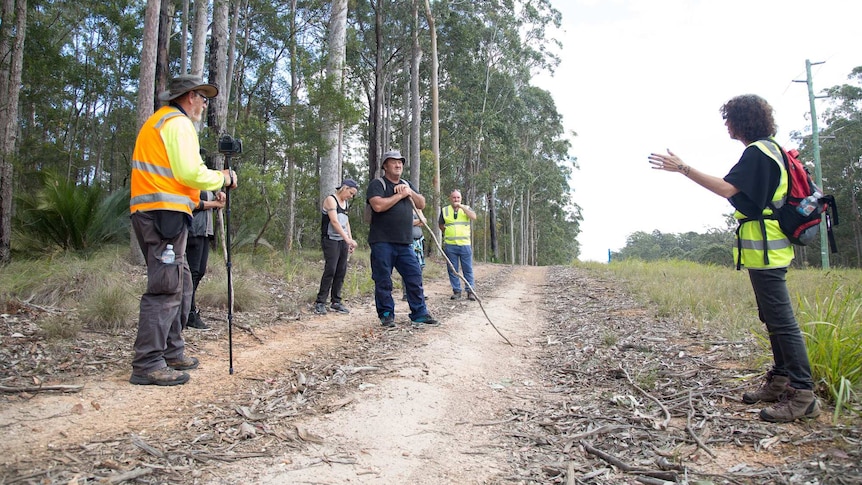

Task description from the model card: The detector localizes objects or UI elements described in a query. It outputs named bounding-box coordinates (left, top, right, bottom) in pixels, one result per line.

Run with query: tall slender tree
left=320, top=0, right=348, bottom=205
left=0, top=0, right=26, bottom=265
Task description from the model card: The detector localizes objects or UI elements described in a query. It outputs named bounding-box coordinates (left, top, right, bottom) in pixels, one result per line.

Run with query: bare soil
left=1, top=262, right=860, bottom=484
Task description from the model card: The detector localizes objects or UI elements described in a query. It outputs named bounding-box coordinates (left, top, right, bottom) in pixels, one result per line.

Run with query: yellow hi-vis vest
left=130, top=107, right=200, bottom=215
left=733, top=140, right=793, bottom=270
left=442, top=205, right=472, bottom=246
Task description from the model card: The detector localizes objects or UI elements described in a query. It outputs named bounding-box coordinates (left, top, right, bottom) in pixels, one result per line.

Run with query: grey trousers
left=748, top=267, right=814, bottom=390
left=131, top=211, right=192, bottom=376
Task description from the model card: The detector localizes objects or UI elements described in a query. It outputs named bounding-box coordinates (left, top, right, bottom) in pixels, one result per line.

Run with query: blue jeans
left=748, top=268, right=814, bottom=390
left=443, top=244, right=474, bottom=294
left=371, top=242, right=430, bottom=320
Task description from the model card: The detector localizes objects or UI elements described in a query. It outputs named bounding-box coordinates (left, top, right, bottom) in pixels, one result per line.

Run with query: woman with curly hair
left=647, top=94, right=821, bottom=423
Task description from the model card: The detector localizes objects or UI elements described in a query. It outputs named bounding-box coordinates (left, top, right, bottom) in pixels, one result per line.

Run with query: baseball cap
left=380, top=150, right=406, bottom=164
left=338, top=179, right=359, bottom=189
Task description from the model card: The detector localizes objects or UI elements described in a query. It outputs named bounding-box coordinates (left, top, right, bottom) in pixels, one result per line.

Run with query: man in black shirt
left=366, top=150, right=438, bottom=328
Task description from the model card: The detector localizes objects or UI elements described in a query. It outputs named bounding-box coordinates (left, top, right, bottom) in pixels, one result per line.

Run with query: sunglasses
left=195, top=91, right=210, bottom=103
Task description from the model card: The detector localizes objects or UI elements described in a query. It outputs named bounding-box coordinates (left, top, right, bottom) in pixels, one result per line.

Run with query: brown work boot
left=129, top=367, right=190, bottom=386
left=166, top=356, right=200, bottom=370
left=742, top=371, right=789, bottom=404
left=759, top=387, right=822, bottom=423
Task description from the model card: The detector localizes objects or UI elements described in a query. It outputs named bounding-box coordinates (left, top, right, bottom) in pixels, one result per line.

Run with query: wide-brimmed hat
left=338, top=179, right=358, bottom=190
left=380, top=150, right=406, bottom=165
left=158, top=74, right=219, bottom=102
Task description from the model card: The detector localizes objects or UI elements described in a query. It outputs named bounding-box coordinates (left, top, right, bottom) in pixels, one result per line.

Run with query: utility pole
left=794, top=59, right=829, bottom=269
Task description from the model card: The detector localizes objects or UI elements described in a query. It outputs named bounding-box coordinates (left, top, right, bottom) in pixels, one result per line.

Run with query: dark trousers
left=370, top=242, right=429, bottom=321
left=748, top=267, right=814, bottom=390
left=316, top=238, right=349, bottom=304
left=131, top=211, right=192, bottom=376
left=186, top=235, right=209, bottom=311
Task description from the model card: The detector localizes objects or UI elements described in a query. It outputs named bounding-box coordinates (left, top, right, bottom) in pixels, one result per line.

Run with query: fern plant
left=14, top=172, right=129, bottom=254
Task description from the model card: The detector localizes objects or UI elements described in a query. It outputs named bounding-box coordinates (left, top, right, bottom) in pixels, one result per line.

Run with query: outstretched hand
left=648, top=149, right=690, bottom=175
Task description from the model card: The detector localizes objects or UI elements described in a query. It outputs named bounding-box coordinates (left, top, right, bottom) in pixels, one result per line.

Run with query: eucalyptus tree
left=319, top=0, right=348, bottom=206
left=0, top=0, right=26, bottom=264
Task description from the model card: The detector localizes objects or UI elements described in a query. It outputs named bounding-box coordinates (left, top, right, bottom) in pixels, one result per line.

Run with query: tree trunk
left=209, top=0, right=229, bottom=145
left=0, top=0, right=26, bottom=265
left=320, top=0, right=348, bottom=206
left=129, top=0, right=161, bottom=266
left=367, top=0, right=384, bottom=181
left=285, top=0, right=298, bottom=252
left=190, top=0, right=207, bottom=75
left=180, top=0, right=189, bottom=72
left=156, top=0, right=174, bottom=105
left=408, top=0, right=422, bottom=190
left=423, top=0, right=441, bottom=247
left=489, top=190, right=498, bottom=261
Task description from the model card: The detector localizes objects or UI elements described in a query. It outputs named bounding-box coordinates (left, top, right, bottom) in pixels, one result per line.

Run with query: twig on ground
left=620, top=365, right=671, bottom=429
left=0, top=384, right=83, bottom=394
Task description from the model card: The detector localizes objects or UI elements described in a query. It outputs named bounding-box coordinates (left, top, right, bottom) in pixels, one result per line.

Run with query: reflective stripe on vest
left=442, top=205, right=471, bottom=245
left=130, top=107, right=198, bottom=215
left=733, top=140, right=793, bottom=269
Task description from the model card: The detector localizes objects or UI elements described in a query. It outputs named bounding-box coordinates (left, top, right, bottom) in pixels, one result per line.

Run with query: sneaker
left=759, top=387, right=822, bottom=423
left=411, top=314, right=440, bottom=327
left=450, top=292, right=462, bottom=300
left=466, top=291, right=477, bottom=301
left=166, top=356, right=200, bottom=370
left=187, top=311, right=211, bottom=330
left=330, top=302, right=350, bottom=314
left=129, top=367, right=190, bottom=386
left=314, top=302, right=327, bottom=315
left=380, top=312, right=396, bottom=328
left=742, top=371, right=790, bottom=404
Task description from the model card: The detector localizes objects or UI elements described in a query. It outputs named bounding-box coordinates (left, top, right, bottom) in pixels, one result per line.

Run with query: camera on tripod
left=218, top=134, right=242, bottom=155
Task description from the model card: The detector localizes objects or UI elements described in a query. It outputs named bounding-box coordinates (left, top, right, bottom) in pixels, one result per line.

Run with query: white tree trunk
left=423, top=0, right=441, bottom=247
left=190, top=0, right=208, bottom=76
left=320, top=0, right=348, bottom=206
left=409, top=0, right=422, bottom=190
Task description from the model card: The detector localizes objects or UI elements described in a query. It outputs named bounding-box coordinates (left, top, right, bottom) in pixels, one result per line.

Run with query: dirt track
left=1, top=262, right=860, bottom=484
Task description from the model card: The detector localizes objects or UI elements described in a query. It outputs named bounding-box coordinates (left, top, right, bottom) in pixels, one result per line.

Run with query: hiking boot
left=129, top=367, right=190, bottom=386
left=166, top=356, right=200, bottom=370
left=742, top=371, right=790, bottom=404
left=411, top=314, right=440, bottom=327
left=450, top=292, right=462, bottom=300
left=380, top=312, right=396, bottom=328
left=314, top=302, right=327, bottom=315
left=187, top=310, right=211, bottom=330
left=759, top=387, right=822, bottom=423
left=467, top=291, right=477, bottom=301
left=330, top=302, right=350, bottom=314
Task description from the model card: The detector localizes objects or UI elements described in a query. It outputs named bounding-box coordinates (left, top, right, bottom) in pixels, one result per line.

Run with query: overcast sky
left=536, top=0, right=861, bottom=262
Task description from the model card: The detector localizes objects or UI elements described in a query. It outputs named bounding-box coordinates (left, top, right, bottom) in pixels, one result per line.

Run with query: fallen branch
left=581, top=440, right=679, bottom=482
left=687, top=391, right=717, bottom=458
left=620, top=365, right=671, bottom=429
left=103, top=467, right=153, bottom=484
left=0, top=384, right=83, bottom=394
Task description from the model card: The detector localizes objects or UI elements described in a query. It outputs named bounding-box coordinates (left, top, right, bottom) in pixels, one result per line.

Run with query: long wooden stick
left=411, top=200, right=512, bottom=346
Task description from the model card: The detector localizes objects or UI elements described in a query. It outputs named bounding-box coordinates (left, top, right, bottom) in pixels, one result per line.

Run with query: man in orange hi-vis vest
left=129, top=75, right=237, bottom=387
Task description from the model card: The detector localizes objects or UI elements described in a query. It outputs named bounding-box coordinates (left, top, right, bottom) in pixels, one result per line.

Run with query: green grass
left=587, top=259, right=862, bottom=421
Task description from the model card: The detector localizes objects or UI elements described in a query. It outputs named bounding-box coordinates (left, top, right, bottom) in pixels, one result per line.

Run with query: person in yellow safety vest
left=438, top=189, right=477, bottom=301
left=129, top=74, right=238, bottom=387
left=648, top=94, right=820, bottom=424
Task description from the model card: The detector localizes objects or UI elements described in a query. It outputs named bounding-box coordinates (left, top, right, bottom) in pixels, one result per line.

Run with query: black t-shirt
left=366, top=177, right=417, bottom=244
left=723, top=144, right=782, bottom=218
